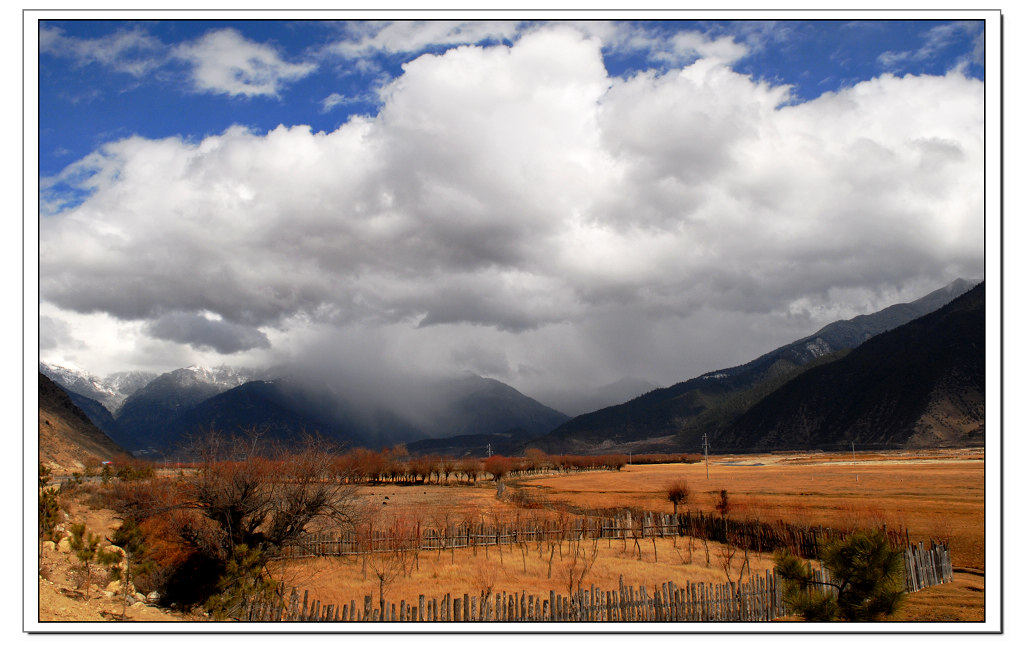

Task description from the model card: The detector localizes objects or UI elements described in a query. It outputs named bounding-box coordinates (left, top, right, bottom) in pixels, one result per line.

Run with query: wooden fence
left=246, top=571, right=788, bottom=623
left=247, top=540, right=953, bottom=623
left=903, top=540, right=954, bottom=592
left=274, top=510, right=909, bottom=561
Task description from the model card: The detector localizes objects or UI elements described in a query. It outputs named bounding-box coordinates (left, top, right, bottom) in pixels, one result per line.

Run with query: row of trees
left=324, top=447, right=627, bottom=485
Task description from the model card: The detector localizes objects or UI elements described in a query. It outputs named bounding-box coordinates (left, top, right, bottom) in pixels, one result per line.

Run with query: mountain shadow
left=716, top=281, right=985, bottom=451
left=528, top=279, right=979, bottom=454
left=39, top=373, right=128, bottom=469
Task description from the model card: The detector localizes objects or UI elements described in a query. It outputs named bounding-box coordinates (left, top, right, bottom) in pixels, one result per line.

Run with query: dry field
left=269, top=535, right=777, bottom=616
left=38, top=448, right=986, bottom=623
left=269, top=448, right=985, bottom=622
left=514, top=448, right=986, bottom=570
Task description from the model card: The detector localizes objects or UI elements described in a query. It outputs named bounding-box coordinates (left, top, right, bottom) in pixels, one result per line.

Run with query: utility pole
left=852, top=441, right=858, bottom=482
left=703, top=433, right=709, bottom=479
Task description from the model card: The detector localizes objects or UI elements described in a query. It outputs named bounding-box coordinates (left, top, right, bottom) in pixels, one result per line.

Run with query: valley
left=34, top=278, right=990, bottom=626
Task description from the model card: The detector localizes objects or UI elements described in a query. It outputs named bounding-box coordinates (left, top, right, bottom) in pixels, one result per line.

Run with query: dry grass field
left=269, top=535, right=775, bottom=616
left=268, top=448, right=985, bottom=622
left=515, top=449, right=986, bottom=571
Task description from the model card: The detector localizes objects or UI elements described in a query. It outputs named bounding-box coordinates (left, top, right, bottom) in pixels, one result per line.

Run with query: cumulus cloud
left=39, top=24, right=984, bottom=391
left=173, top=28, right=317, bottom=97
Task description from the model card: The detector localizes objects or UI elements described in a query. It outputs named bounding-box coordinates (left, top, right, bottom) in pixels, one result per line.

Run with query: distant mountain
left=163, top=379, right=368, bottom=453
left=716, top=282, right=984, bottom=451
left=406, top=428, right=542, bottom=458
left=124, top=372, right=568, bottom=458
left=114, top=365, right=254, bottom=454
left=529, top=279, right=981, bottom=454
left=39, top=362, right=157, bottom=414
left=542, top=377, right=661, bottom=417
left=57, top=387, right=125, bottom=446
left=39, top=373, right=127, bottom=472
left=421, top=375, right=569, bottom=439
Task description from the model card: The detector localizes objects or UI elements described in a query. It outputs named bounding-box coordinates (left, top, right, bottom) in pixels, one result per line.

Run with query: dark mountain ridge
left=112, top=372, right=568, bottom=458
left=114, top=368, right=243, bottom=453
left=716, top=282, right=984, bottom=451
left=529, top=279, right=980, bottom=454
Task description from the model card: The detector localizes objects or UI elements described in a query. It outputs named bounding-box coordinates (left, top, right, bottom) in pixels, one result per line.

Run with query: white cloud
left=320, top=92, right=348, bottom=112
left=173, top=28, right=317, bottom=97
left=328, top=20, right=525, bottom=58
left=878, top=21, right=983, bottom=72
left=39, top=25, right=163, bottom=77
left=40, top=25, right=984, bottom=392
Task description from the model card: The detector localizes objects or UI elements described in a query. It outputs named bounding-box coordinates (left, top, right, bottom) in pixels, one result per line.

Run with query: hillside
left=120, top=372, right=568, bottom=458
left=405, top=428, right=541, bottom=458
left=163, top=379, right=375, bottom=454
left=114, top=366, right=251, bottom=454
left=716, top=282, right=985, bottom=450
left=529, top=279, right=980, bottom=454
left=38, top=373, right=128, bottom=472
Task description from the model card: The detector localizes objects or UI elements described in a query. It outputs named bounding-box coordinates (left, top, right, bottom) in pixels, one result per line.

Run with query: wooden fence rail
left=247, top=571, right=788, bottom=623
left=273, top=510, right=910, bottom=561
left=247, top=541, right=952, bottom=623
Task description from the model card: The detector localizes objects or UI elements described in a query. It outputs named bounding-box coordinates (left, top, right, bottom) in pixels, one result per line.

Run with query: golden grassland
left=269, top=535, right=776, bottom=614
left=515, top=449, right=986, bottom=570
left=269, top=448, right=986, bottom=622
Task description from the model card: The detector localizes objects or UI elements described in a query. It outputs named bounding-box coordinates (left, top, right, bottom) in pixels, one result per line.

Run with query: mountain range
left=526, top=278, right=983, bottom=454
left=39, top=278, right=984, bottom=460
left=40, top=363, right=569, bottom=458
left=715, top=281, right=985, bottom=451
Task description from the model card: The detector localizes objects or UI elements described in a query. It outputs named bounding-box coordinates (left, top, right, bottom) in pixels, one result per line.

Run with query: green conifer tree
left=775, top=529, right=905, bottom=621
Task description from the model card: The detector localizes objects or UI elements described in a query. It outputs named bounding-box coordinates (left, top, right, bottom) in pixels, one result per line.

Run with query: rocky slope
left=38, top=373, right=127, bottom=473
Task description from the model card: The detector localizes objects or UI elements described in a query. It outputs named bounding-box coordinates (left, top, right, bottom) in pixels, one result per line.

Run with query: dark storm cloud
left=146, top=312, right=270, bottom=354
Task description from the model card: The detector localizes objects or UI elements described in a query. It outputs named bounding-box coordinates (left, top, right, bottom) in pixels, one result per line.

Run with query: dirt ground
left=35, top=495, right=187, bottom=624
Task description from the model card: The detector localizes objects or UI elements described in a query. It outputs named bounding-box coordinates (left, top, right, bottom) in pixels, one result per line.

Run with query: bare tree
left=561, top=533, right=599, bottom=597
left=666, top=479, right=690, bottom=515
left=114, top=429, right=366, bottom=617
left=180, top=431, right=359, bottom=558
left=366, top=513, right=418, bottom=620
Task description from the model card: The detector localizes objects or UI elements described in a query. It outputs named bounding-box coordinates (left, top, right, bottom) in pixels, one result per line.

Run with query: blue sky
left=36, top=16, right=989, bottom=410
left=38, top=19, right=984, bottom=180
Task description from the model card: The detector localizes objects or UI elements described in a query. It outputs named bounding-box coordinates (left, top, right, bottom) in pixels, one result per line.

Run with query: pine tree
left=109, top=517, right=153, bottom=617
left=69, top=523, right=102, bottom=599
left=775, top=529, right=905, bottom=621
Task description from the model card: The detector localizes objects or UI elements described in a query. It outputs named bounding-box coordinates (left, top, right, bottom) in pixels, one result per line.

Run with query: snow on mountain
left=39, top=362, right=130, bottom=413
left=169, top=364, right=254, bottom=388
left=39, top=362, right=256, bottom=414
left=103, top=370, right=160, bottom=399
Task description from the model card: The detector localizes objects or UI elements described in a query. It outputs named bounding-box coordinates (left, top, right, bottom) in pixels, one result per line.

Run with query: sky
left=35, top=15, right=989, bottom=410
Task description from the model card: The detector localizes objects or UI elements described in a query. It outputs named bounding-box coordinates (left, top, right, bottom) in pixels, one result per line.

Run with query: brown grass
left=269, top=448, right=985, bottom=622
left=893, top=570, right=985, bottom=622
left=514, top=449, right=985, bottom=570
left=268, top=535, right=775, bottom=612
